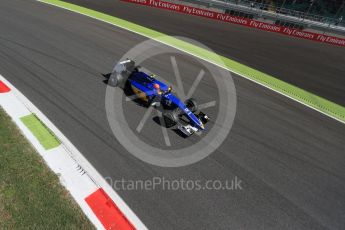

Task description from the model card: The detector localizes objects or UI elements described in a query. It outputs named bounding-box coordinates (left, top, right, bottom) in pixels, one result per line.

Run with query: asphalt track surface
left=1, top=0, right=345, bottom=229
left=65, top=0, right=345, bottom=107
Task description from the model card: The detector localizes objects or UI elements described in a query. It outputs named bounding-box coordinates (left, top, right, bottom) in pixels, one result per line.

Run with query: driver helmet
left=153, top=83, right=160, bottom=90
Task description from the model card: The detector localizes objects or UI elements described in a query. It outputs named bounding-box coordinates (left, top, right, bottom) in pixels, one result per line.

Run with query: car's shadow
left=102, top=73, right=111, bottom=85
left=152, top=116, right=189, bottom=138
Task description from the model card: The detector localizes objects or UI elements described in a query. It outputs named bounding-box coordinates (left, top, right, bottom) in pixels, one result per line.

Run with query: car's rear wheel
left=185, top=98, right=198, bottom=113
left=108, top=73, right=124, bottom=87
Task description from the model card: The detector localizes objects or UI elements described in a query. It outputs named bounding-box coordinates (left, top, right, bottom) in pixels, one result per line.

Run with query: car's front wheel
left=185, top=98, right=198, bottom=113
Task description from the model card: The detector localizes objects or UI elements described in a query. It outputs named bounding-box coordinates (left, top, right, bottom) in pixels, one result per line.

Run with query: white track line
left=0, top=75, right=148, bottom=230
left=37, top=0, right=345, bottom=125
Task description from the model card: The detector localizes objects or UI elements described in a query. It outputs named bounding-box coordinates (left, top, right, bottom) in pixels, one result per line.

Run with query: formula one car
left=108, top=59, right=210, bottom=136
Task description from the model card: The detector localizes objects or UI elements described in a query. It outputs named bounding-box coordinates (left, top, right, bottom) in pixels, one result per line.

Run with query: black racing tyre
left=108, top=73, right=123, bottom=87
left=163, top=109, right=180, bottom=128
left=185, top=98, right=198, bottom=113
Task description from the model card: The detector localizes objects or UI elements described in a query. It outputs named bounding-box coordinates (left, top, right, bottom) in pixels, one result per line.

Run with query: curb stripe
left=20, top=114, right=61, bottom=150
left=0, top=80, right=11, bottom=93
left=85, top=189, right=135, bottom=230
left=0, top=74, right=146, bottom=229
left=38, top=0, right=345, bottom=125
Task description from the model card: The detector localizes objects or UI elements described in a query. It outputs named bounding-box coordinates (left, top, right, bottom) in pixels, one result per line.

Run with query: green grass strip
left=40, top=0, right=345, bottom=123
left=20, top=114, right=60, bottom=150
left=0, top=108, right=94, bottom=229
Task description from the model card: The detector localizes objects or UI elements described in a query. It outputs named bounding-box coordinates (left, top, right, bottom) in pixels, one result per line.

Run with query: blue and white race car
left=108, top=59, right=210, bottom=136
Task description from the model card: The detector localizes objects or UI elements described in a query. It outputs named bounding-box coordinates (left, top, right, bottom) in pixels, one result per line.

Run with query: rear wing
left=109, top=59, right=137, bottom=88
left=112, top=59, right=136, bottom=75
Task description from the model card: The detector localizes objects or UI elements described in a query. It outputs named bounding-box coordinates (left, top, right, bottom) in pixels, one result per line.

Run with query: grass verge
left=0, top=107, right=94, bottom=229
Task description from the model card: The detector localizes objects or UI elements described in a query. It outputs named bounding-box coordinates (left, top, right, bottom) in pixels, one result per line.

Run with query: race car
left=108, top=59, right=210, bottom=136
